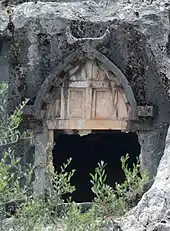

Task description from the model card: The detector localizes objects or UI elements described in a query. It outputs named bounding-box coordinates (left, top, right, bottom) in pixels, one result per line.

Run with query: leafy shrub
left=0, top=82, right=149, bottom=231
left=10, top=158, right=76, bottom=231
left=0, top=82, right=34, bottom=230
left=57, top=155, right=148, bottom=230
left=61, top=202, right=100, bottom=231
left=90, top=154, right=149, bottom=218
left=0, top=82, right=30, bottom=146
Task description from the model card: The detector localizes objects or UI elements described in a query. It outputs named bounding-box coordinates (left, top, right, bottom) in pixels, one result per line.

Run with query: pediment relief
left=69, top=60, right=115, bottom=82
left=46, top=60, right=131, bottom=130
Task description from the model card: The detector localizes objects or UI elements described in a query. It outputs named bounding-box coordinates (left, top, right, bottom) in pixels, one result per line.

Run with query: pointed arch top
left=34, top=48, right=137, bottom=121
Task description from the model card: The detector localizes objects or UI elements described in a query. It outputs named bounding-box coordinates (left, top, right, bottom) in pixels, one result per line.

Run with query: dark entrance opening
left=52, top=130, right=140, bottom=202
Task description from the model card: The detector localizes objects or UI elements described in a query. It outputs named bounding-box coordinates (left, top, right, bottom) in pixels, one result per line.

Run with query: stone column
left=137, top=124, right=168, bottom=179
left=33, top=125, right=48, bottom=197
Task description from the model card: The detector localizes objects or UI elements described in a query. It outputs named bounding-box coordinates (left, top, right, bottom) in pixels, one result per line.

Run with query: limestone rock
left=1, top=1, right=170, bottom=230
left=101, top=219, right=123, bottom=231
left=0, top=0, right=169, bottom=75
left=117, top=126, right=170, bottom=231
left=152, top=223, right=170, bottom=231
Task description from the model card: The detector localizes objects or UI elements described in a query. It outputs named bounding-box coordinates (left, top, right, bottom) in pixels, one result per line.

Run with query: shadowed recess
left=52, top=130, right=141, bottom=202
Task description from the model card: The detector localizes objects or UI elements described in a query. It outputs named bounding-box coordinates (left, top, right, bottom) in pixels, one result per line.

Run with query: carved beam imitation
left=66, top=25, right=110, bottom=46
left=137, top=106, right=155, bottom=118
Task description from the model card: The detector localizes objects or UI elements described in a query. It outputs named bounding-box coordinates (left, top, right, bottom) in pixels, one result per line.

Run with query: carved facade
left=1, top=5, right=170, bottom=194
left=46, top=60, right=130, bottom=130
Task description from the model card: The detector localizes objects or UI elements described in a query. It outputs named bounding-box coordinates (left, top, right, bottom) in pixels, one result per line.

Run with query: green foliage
left=0, top=82, right=77, bottom=230
left=13, top=158, right=76, bottom=231
left=46, top=157, right=76, bottom=204
left=0, top=82, right=31, bottom=146
left=90, top=154, right=149, bottom=218
left=62, top=202, right=100, bottom=231
left=0, top=82, right=149, bottom=230
left=15, top=197, right=48, bottom=231
left=59, top=155, right=149, bottom=230
left=116, top=154, right=149, bottom=207
left=0, top=82, right=34, bottom=230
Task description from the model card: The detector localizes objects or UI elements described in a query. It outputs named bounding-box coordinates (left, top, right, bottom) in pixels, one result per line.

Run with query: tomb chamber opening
left=52, top=130, right=141, bottom=202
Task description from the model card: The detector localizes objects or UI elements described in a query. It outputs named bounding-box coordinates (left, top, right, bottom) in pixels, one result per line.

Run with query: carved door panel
left=46, top=61, right=130, bottom=130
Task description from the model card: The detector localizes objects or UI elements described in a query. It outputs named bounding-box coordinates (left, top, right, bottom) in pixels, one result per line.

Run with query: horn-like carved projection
left=66, top=25, right=110, bottom=45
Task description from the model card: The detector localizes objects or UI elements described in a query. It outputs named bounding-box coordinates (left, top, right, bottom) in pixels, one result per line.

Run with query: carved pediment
left=46, top=60, right=131, bottom=130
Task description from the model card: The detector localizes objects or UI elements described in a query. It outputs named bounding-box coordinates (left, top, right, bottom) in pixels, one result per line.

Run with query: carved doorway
left=33, top=59, right=136, bottom=197
left=52, top=130, right=140, bottom=202
left=46, top=60, right=131, bottom=130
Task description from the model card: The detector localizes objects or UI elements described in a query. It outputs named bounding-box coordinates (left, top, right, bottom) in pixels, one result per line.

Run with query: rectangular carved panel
left=47, top=98, right=61, bottom=119
left=116, top=91, right=129, bottom=119
left=68, top=89, right=85, bottom=118
left=92, top=90, right=114, bottom=119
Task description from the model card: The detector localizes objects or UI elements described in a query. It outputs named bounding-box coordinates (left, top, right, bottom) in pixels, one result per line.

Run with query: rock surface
left=1, top=0, right=170, bottom=115
left=116, top=126, right=170, bottom=231
left=0, top=1, right=170, bottom=230
left=0, top=0, right=170, bottom=80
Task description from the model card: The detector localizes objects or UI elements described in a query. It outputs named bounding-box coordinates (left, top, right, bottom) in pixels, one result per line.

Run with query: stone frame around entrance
left=33, top=48, right=139, bottom=196
left=33, top=123, right=168, bottom=197
left=32, top=47, right=167, bottom=197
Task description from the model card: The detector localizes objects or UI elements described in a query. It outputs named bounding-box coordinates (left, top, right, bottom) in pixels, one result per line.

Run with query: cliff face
left=0, top=1, right=170, bottom=230
left=0, top=0, right=169, bottom=71
left=0, top=0, right=170, bottom=122
left=115, top=126, right=170, bottom=231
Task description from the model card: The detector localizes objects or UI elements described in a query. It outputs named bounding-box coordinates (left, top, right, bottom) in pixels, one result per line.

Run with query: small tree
left=0, top=82, right=30, bottom=146
left=0, top=82, right=149, bottom=231
left=90, top=154, right=149, bottom=219
left=0, top=82, right=34, bottom=230
left=0, top=82, right=76, bottom=231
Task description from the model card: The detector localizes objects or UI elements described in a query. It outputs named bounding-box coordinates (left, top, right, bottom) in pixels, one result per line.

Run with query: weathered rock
left=100, top=219, right=123, bottom=231
left=1, top=0, right=170, bottom=179
left=1, top=1, right=170, bottom=229
left=152, top=223, right=170, bottom=231
left=116, top=126, right=170, bottom=231
left=0, top=0, right=170, bottom=81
